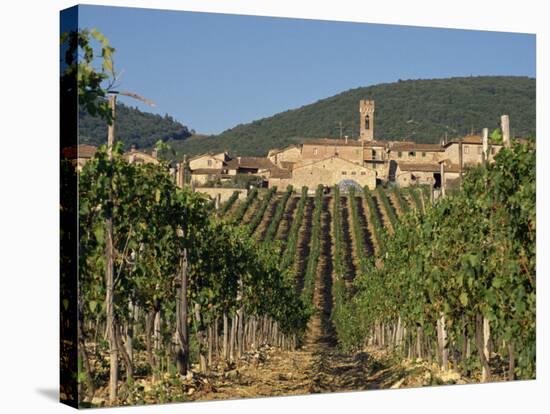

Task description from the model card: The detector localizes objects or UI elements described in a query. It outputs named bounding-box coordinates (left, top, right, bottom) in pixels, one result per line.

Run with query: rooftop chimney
left=344, top=135, right=348, bottom=144
left=501, top=115, right=511, bottom=148
left=237, top=156, right=241, bottom=165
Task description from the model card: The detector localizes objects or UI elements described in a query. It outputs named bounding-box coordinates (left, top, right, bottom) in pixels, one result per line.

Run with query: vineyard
left=69, top=141, right=535, bottom=407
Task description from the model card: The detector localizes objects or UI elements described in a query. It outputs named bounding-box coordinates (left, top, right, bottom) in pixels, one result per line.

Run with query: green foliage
left=301, top=186, right=324, bottom=310
left=347, top=187, right=371, bottom=275
left=378, top=187, right=400, bottom=225
left=281, top=187, right=308, bottom=269
left=172, top=76, right=535, bottom=157
left=231, top=188, right=258, bottom=223
left=363, top=188, right=385, bottom=252
left=79, top=102, right=192, bottom=150
left=61, top=28, right=115, bottom=123
left=407, top=187, right=424, bottom=213
left=330, top=186, right=356, bottom=350
left=490, top=128, right=503, bottom=144
left=247, top=187, right=277, bottom=236
left=395, top=186, right=411, bottom=215
left=263, top=186, right=293, bottom=243
left=351, top=142, right=536, bottom=378
left=218, top=191, right=240, bottom=216
left=78, top=146, right=309, bottom=387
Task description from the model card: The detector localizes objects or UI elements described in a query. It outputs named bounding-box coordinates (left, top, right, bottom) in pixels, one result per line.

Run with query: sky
left=74, top=5, right=536, bottom=135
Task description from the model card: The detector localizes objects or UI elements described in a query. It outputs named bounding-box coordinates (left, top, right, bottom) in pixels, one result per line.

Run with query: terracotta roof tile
left=226, top=157, right=276, bottom=170
left=390, top=142, right=444, bottom=152
left=62, top=144, right=97, bottom=159
left=191, top=168, right=223, bottom=175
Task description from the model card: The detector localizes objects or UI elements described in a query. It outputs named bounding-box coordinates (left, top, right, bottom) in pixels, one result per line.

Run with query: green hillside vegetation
left=172, top=76, right=535, bottom=157
left=79, top=102, right=192, bottom=150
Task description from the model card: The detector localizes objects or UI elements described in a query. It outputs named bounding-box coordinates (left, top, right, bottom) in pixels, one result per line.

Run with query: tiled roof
left=443, top=135, right=498, bottom=146
left=267, top=145, right=300, bottom=156
left=397, top=162, right=441, bottom=173
left=62, top=144, right=97, bottom=159
left=362, top=140, right=389, bottom=148
left=303, top=138, right=364, bottom=147
left=270, top=168, right=292, bottom=179
left=390, top=142, right=444, bottom=152
left=189, top=152, right=227, bottom=162
left=226, top=157, right=276, bottom=170
left=191, top=168, right=223, bottom=175
left=397, top=161, right=461, bottom=173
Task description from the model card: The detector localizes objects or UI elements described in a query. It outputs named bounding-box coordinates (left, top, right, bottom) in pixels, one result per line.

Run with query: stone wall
left=270, top=156, right=376, bottom=190
left=444, top=143, right=503, bottom=166
left=269, top=146, right=303, bottom=166
left=301, top=143, right=363, bottom=164
left=189, top=155, right=225, bottom=170
left=194, top=187, right=248, bottom=204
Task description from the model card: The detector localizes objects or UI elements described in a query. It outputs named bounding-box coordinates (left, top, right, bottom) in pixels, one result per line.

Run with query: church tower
left=359, top=100, right=375, bottom=142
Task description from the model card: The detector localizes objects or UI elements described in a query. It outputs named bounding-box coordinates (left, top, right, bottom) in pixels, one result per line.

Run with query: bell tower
left=359, top=100, right=375, bottom=142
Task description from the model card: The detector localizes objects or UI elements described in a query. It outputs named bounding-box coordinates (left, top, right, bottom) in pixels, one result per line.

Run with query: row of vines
left=76, top=147, right=308, bottom=406
left=337, top=142, right=535, bottom=382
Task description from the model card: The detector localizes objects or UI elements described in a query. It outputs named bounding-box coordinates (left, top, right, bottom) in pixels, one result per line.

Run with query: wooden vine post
left=105, top=93, right=118, bottom=404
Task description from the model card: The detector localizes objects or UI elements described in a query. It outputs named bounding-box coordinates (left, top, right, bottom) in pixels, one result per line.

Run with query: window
left=422, top=152, right=427, bottom=157
left=207, top=159, right=212, bottom=166
left=373, top=163, right=377, bottom=170
left=361, top=171, right=366, bottom=175
left=398, top=151, right=402, bottom=158
left=313, top=148, right=318, bottom=155
left=372, top=149, right=377, bottom=159
left=341, top=171, right=347, bottom=175
left=409, top=151, right=416, bottom=158
left=464, top=146, right=469, bottom=154
left=351, top=171, right=357, bottom=175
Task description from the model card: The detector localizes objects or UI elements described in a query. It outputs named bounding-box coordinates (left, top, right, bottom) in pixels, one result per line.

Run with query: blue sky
left=75, top=5, right=536, bottom=135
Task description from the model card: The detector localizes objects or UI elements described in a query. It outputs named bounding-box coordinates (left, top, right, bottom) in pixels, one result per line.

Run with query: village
left=65, top=99, right=516, bottom=204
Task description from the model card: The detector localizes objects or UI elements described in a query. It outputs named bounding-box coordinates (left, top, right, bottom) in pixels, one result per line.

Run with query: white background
left=0, top=0, right=547, bottom=412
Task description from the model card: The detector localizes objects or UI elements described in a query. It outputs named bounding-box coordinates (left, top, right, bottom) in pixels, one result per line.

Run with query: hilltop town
left=185, top=100, right=513, bottom=196
left=65, top=99, right=520, bottom=204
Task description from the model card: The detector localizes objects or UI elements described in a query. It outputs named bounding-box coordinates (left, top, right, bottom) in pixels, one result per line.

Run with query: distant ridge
left=79, top=102, right=192, bottom=150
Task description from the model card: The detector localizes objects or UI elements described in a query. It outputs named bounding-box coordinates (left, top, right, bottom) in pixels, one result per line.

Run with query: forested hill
left=79, top=102, right=192, bottom=150
left=174, top=76, right=535, bottom=157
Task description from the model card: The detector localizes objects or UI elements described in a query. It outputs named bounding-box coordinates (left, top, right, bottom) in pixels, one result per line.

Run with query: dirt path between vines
left=187, top=197, right=416, bottom=402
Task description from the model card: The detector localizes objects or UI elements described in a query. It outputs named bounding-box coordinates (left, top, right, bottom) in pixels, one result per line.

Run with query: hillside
left=79, top=102, right=192, bottom=150
left=173, top=76, right=535, bottom=157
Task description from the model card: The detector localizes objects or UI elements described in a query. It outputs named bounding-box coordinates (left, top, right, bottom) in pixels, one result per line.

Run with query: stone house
left=123, top=146, right=160, bottom=165
left=268, top=155, right=376, bottom=191
left=443, top=135, right=503, bottom=167
left=61, top=144, right=97, bottom=171
left=188, top=152, right=231, bottom=186
left=301, top=138, right=364, bottom=164
left=225, top=157, right=277, bottom=178
left=267, top=145, right=303, bottom=169
left=188, top=152, right=229, bottom=171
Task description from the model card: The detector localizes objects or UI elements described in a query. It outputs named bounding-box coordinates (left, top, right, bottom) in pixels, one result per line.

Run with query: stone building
left=188, top=152, right=279, bottom=186
left=183, top=99, right=512, bottom=192
left=268, top=155, right=376, bottom=191
left=267, top=145, right=302, bottom=170
left=61, top=144, right=97, bottom=171
left=123, top=146, right=160, bottom=165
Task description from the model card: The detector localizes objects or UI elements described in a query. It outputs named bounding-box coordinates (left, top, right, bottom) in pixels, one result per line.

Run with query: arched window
left=365, top=115, right=370, bottom=130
